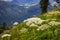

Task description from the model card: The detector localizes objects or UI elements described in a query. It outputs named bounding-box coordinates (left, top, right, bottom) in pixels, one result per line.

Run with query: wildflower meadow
left=0, top=10, right=60, bottom=40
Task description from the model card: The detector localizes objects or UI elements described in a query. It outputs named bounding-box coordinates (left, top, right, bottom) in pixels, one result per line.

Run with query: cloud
left=21, top=3, right=38, bottom=8
left=19, top=3, right=38, bottom=7
left=0, top=0, right=13, bottom=2
left=30, top=3, right=38, bottom=6
left=14, top=0, right=40, bottom=7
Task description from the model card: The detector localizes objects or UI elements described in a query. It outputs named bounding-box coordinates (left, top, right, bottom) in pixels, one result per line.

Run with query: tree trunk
left=40, top=0, right=49, bottom=14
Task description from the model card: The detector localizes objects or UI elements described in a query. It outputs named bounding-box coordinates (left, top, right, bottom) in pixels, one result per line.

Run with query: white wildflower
left=55, top=11, right=60, bottom=14
left=20, top=28, right=28, bottom=33
left=46, top=19, right=56, bottom=21
left=26, top=21, right=32, bottom=26
left=45, top=19, right=50, bottom=21
left=30, top=23, right=38, bottom=27
left=48, top=21, right=60, bottom=26
left=54, top=29, right=60, bottom=35
left=37, top=20, right=45, bottom=24
left=48, top=11, right=60, bottom=14
left=51, top=19, right=56, bottom=21
left=13, top=22, right=19, bottom=25
left=23, top=17, right=45, bottom=26
left=37, top=24, right=50, bottom=31
left=37, top=28, right=40, bottom=31
left=23, top=20, right=27, bottom=22
left=1, top=34, right=11, bottom=38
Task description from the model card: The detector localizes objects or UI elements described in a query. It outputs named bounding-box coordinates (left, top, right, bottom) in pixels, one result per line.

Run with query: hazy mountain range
left=0, top=1, right=52, bottom=26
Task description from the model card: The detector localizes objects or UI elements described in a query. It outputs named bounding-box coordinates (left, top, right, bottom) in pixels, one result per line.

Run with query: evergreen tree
left=40, top=0, right=49, bottom=14
left=2, top=22, right=7, bottom=29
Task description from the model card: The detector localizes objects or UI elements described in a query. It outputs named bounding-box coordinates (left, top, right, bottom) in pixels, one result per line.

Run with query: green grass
left=0, top=9, right=60, bottom=40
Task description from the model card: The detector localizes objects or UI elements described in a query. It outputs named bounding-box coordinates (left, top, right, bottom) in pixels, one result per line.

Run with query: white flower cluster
left=23, top=17, right=60, bottom=31
left=23, top=17, right=45, bottom=27
left=1, top=34, right=11, bottom=38
left=48, top=11, right=60, bottom=14
left=20, top=28, right=28, bottom=33
left=46, top=19, right=56, bottom=21
left=37, top=24, right=50, bottom=31
left=48, top=21, right=60, bottom=26
left=29, top=23, right=38, bottom=27
left=13, top=22, right=19, bottom=25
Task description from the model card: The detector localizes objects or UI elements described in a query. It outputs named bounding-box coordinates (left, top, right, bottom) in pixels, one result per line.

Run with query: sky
left=0, top=0, right=12, bottom=2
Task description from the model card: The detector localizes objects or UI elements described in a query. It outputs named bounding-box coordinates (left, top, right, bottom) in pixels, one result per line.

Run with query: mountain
left=0, top=1, right=41, bottom=26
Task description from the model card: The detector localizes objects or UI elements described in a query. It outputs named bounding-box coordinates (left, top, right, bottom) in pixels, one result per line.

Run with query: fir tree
left=40, top=0, right=49, bottom=14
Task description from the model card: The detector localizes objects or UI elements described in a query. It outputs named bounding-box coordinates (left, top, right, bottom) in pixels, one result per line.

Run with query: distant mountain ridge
left=0, top=1, right=41, bottom=26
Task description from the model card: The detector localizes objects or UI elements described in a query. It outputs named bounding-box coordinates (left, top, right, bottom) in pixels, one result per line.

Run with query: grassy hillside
left=0, top=9, right=60, bottom=40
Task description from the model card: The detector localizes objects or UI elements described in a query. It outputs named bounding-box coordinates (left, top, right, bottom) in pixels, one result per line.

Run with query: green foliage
left=0, top=27, right=4, bottom=34
left=0, top=10, right=60, bottom=40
